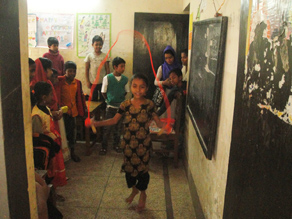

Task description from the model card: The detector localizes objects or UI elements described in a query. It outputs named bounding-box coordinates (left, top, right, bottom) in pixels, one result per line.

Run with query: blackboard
left=187, top=17, right=228, bottom=160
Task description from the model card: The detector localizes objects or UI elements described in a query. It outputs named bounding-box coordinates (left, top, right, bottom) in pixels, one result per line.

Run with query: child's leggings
left=125, top=172, right=150, bottom=191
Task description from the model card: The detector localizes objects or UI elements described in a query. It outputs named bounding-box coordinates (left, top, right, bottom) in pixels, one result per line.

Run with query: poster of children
left=77, top=13, right=111, bottom=57
left=36, top=13, right=74, bottom=49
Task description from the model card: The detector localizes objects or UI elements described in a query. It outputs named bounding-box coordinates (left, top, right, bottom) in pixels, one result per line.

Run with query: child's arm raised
left=91, top=113, right=122, bottom=127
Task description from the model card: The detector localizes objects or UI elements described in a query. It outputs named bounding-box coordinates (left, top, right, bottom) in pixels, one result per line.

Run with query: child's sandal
left=99, top=148, right=107, bottom=155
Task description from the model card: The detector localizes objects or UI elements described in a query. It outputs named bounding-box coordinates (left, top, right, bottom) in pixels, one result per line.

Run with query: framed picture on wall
left=76, top=13, right=111, bottom=57
left=187, top=17, right=228, bottom=160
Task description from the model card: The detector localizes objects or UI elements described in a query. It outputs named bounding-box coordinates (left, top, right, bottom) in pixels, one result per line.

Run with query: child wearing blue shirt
left=100, top=57, right=129, bottom=155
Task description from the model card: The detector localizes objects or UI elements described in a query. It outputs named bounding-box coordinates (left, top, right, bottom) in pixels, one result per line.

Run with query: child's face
left=46, top=68, right=53, bottom=79
left=92, top=41, right=103, bottom=54
left=29, top=63, right=36, bottom=82
left=169, top=72, right=181, bottom=86
left=50, top=75, right=59, bottom=85
left=43, top=90, right=53, bottom=105
left=131, top=78, right=148, bottom=99
left=65, top=68, right=76, bottom=81
left=164, top=53, right=174, bottom=65
left=181, top=52, right=188, bottom=66
left=114, top=63, right=125, bottom=76
left=49, top=44, right=59, bottom=53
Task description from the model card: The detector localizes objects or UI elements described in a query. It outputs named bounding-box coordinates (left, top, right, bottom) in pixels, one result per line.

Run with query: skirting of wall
left=183, top=151, right=205, bottom=219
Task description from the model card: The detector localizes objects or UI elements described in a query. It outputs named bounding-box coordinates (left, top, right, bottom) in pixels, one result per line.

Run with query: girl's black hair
left=34, top=81, right=52, bottom=102
left=39, top=57, right=52, bottom=71
left=130, top=73, right=149, bottom=87
left=29, top=58, right=35, bottom=65
left=169, top=68, right=182, bottom=77
left=181, top=49, right=188, bottom=56
left=164, top=49, right=174, bottom=57
left=52, top=68, right=58, bottom=76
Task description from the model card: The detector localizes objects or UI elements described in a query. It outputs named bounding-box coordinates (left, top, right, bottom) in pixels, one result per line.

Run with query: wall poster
left=36, top=13, right=74, bottom=49
left=224, top=0, right=292, bottom=217
left=28, top=14, right=37, bottom=47
left=76, top=13, right=111, bottom=57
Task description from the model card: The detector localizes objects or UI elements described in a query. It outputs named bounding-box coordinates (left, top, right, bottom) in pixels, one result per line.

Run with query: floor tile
left=57, top=142, right=196, bottom=218
left=173, top=209, right=197, bottom=219
left=96, top=208, right=167, bottom=219
left=57, top=206, right=96, bottom=219
left=148, top=155, right=164, bottom=179
left=57, top=175, right=107, bottom=207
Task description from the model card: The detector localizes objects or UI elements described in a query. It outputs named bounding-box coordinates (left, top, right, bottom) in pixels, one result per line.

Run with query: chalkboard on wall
left=187, top=17, right=228, bottom=160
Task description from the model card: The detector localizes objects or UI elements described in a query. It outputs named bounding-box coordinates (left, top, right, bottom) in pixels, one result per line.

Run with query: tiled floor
left=57, top=143, right=196, bottom=219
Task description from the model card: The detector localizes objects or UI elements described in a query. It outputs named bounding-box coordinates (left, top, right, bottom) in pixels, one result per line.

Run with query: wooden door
left=133, top=12, right=189, bottom=98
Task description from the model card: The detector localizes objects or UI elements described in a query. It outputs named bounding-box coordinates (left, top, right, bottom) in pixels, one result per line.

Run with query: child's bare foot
left=126, top=187, right=139, bottom=204
left=136, top=191, right=147, bottom=212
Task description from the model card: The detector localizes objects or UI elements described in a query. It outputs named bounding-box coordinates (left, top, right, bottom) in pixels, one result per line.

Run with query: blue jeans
left=102, top=106, right=123, bottom=149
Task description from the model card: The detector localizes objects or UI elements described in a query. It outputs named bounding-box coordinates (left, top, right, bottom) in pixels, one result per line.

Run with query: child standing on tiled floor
left=99, top=57, right=129, bottom=155
left=88, top=73, right=165, bottom=211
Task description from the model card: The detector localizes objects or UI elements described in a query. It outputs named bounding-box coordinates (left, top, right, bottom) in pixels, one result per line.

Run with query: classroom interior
left=1, top=0, right=292, bottom=218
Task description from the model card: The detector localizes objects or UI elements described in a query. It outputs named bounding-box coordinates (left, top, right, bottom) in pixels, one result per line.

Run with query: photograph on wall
left=36, top=13, right=74, bottom=49
left=28, top=14, right=37, bottom=47
left=77, top=13, right=111, bottom=57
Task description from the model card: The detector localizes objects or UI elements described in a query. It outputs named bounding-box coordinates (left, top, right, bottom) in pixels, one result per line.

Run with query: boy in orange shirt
left=59, top=61, right=86, bottom=162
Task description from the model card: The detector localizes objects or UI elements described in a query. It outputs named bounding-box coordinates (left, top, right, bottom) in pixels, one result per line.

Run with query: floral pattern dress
left=118, top=99, right=157, bottom=177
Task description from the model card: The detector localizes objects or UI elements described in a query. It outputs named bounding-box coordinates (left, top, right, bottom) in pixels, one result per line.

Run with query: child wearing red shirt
left=43, top=37, right=65, bottom=76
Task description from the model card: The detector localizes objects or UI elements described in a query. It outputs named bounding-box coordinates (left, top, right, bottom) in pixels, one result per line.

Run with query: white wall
left=27, top=0, right=186, bottom=95
left=183, top=0, right=241, bottom=218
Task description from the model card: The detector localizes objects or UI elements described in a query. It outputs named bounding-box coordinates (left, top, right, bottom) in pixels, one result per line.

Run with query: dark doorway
left=133, top=12, right=189, bottom=99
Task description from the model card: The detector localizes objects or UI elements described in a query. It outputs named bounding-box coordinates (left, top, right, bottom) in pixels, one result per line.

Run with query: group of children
left=29, top=34, right=188, bottom=215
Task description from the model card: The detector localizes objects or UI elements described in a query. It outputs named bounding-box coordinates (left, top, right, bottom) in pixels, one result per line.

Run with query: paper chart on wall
left=36, top=13, right=74, bottom=49
left=243, top=0, right=292, bottom=125
left=28, top=14, right=37, bottom=47
left=77, top=13, right=111, bottom=57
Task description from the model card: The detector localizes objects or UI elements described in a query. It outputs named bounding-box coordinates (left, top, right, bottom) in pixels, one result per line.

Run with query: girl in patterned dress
left=88, top=73, right=165, bottom=211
